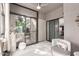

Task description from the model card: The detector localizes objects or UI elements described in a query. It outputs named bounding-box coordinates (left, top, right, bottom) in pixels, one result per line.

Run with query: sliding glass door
left=46, top=18, right=64, bottom=41
left=49, top=20, right=55, bottom=41
left=54, top=19, right=59, bottom=38
left=10, top=14, right=37, bottom=48
left=47, top=19, right=59, bottom=41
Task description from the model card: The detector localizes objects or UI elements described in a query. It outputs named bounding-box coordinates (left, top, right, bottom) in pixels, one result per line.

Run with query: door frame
left=10, top=3, right=39, bottom=45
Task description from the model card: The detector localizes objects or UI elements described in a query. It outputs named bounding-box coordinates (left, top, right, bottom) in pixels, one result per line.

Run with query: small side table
left=74, top=51, right=79, bottom=56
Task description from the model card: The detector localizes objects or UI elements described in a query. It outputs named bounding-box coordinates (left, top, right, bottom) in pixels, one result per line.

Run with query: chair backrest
left=52, top=39, right=71, bottom=52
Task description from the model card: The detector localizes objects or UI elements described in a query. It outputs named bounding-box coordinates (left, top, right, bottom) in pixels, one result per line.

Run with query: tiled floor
left=12, top=41, right=52, bottom=56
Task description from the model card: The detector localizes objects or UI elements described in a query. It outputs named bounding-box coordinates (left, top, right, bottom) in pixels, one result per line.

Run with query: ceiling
left=17, top=3, right=63, bottom=14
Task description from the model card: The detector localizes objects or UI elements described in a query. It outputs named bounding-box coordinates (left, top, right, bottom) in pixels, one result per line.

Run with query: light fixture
left=37, top=3, right=41, bottom=10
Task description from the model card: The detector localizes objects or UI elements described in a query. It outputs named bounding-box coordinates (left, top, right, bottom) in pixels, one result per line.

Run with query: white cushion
left=18, top=42, right=26, bottom=50
left=57, top=42, right=68, bottom=51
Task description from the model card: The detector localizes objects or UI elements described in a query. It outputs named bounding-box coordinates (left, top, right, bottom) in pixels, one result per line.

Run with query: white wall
left=46, top=7, right=63, bottom=20
left=64, top=3, right=79, bottom=54
left=38, top=12, right=46, bottom=42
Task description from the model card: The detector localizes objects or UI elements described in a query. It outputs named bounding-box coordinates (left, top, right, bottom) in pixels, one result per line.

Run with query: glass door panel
left=47, top=19, right=60, bottom=41
left=15, top=15, right=26, bottom=48
left=55, top=19, right=59, bottom=38
left=25, top=18, right=37, bottom=45
left=30, top=18, right=36, bottom=44
left=49, top=21, right=55, bottom=41
left=47, top=22, right=49, bottom=40
left=25, top=17, right=31, bottom=45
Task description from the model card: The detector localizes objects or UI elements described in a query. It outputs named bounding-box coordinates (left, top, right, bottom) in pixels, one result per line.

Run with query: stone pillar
left=5, top=3, right=10, bottom=51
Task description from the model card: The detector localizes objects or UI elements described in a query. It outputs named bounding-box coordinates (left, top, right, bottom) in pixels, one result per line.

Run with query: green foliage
left=16, top=16, right=30, bottom=33
left=16, top=18, right=25, bottom=27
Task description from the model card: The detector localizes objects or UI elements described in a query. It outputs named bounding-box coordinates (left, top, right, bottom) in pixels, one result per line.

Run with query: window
left=0, top=3, right=5, bottom=37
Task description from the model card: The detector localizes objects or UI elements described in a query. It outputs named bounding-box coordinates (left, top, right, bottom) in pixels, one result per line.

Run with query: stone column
left=5, top=3, right=10, bottom=51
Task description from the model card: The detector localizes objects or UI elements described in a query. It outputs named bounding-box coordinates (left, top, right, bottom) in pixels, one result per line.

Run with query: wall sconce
left=75, top=16, right=79, bottom=26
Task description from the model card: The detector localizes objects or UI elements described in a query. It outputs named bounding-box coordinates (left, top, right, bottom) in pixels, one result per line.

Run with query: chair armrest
left=51, top=46, right=70, bottom=56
